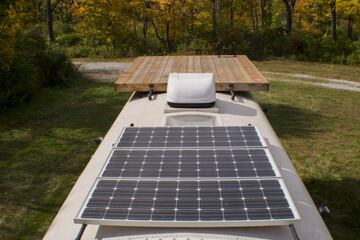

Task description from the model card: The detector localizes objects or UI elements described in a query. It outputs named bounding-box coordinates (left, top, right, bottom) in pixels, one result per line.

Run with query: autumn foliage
left=0, top=0, right=360, bottom=106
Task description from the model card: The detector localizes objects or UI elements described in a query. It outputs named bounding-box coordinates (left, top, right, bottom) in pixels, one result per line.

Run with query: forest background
left=1, top=0, right=360, bottom=106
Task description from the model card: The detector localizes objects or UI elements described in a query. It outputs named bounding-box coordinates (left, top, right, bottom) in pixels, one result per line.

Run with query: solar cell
left=76, top=179, right=297, bottom=226
left=116, top=126, right=266, bottom=148
left=100, top=149, right=278, bottom=178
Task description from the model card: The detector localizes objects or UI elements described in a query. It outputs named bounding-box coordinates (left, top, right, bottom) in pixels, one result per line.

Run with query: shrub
left=56, top=32, right=81, bottom=47
left=231, top=29, right=293, bottom=60
left=346, top=41, right=360, bottom=65
left=0, top=27, right=76, bottom=107
left=38, top=47, right=77, bottom=86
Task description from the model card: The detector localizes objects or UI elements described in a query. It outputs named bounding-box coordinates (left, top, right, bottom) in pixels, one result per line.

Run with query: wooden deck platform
left=115, top=55, right=269, bottom=92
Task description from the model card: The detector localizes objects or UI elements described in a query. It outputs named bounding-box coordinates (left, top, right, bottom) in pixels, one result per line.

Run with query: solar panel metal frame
left=74, top=126, right=301, bottom=227
left=114, top=126, right=267, bottom=149
left=97, top=148, right=282, bottom=179
left=74, top=178, right=300, bottom=227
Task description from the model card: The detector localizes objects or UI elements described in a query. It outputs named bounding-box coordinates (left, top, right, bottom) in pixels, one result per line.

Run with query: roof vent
left=167, top=73, right=216, bottom=108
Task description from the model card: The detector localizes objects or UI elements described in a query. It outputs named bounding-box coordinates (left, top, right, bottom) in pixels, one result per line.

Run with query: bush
left=65, top=44, right=140, bottom=59
left=0, top=27, right=76, bottom=107
left=292, top=32, right=358, bottom=64
left=56, top=32, right=81, bottom=47
left=346, top=41, right=360, bottom=65
left=39, top=47, right=77, bottom=86
left=231, top=29, right=293, bottom=60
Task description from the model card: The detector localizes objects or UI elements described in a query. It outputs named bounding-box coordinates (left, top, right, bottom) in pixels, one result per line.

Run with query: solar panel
left=75, top=126, right=300, bottom=227
left=100, top=149, right=279, bottom=178
left=75, top=179, right=298, bottom=227
left=116, top=126, right=266, bottom=148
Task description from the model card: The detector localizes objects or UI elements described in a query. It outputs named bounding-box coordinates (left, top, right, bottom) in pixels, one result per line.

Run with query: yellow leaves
left=5, top=0, right=37, bottom=31
left=158, top=0, right=172, bottom=5
left=74, top=0, right=133, bottom=45
left=0, top=24, right=16, bottom=71
left=337, top=0, right=360, bottom=17
left=0, top=0, right=36, bottom=71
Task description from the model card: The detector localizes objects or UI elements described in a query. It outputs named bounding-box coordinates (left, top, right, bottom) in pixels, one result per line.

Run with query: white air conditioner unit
left=167, top=73, right=216, bottom=108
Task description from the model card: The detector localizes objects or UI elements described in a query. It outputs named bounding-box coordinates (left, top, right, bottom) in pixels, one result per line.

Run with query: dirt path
left=73, top=61, right=360, bottom=92
left=263, top=71, right=360, bottom=92
left=73, top=61, right=131, bottom=83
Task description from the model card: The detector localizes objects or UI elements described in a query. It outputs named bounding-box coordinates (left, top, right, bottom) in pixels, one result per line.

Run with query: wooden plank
left=114, top=55, right=269, bottom=92
left=187, top=55, right=194, bottom=72
left=168, top=56, right=181, bottom=79
left=127, top=57, right=149, bottom=83
left=228, top=57, right=252, bottom=84
left=144, top=56, right=165, bottom=84
left=117, top=57, right=145, bottom=84
left=194, top=55, right=201, bottom=72
left=238, top=56, right=267, bottom=83
left=213, top=57, right=228, bottom=83
left=114, top=82, right=268, bottom=92
left=225, top=58, right=241, bottom=84
left=179, top=56, right=188, bottom=72
left=156, top=56, right=173, bottom=84
left=220, top=58, right=235, bottom=83
left=132, top=57, right=155, bottom=83
left=200, top=55, right=211, bottom=73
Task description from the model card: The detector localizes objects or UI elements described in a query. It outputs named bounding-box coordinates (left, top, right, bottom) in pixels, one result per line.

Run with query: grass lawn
left=0, top=61, right=359, bottom=239
left=0, top=79, right=130, bottom=240
left=255, top=81, right=360, bottom=240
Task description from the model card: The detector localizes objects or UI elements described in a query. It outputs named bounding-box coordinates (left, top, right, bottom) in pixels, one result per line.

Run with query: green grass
left=255, top=81, right=360, bottom=240
left=0, top=62, right=359, bottom=239
left=0, top=79, right=130, bottom=240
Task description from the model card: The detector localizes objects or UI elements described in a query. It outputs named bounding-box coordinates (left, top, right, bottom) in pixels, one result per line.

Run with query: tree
left=211, top=0, right=218, bottom=46
left=75, top=0, right=134, bottom=48
left=338, top=0, right=360, bottom=39
left=45, top=0, right=55, bottom=41
left=282, top=0, right=296, bottom=34
left=330, top=0, right=336, bottom=41
left=45, top=0, right=67, bottom=42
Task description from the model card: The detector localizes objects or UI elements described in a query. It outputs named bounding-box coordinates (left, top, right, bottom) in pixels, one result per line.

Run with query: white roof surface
left=43, top=92, right=332, bottom=240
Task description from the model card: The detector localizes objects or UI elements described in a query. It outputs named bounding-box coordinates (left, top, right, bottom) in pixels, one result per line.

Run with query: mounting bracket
left=75, top=224, right=87, bottom=240
left=229, top=84, right=236, bottom=101
left=148, top=84, right=155, bottom=100
left=289, top=224, right=300, bottom=240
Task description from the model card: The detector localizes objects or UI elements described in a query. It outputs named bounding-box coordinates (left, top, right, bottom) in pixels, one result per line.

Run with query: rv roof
left=43, top=92, right=331, bottom=240
left=115, top=55, right=269, bottom=92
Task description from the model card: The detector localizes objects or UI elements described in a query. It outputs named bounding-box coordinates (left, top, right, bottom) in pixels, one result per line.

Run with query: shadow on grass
left=258, top=102, right=325, bottom=138
left=304, top=178, right=360, bottom=240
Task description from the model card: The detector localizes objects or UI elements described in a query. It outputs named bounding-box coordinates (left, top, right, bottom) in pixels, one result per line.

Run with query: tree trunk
left=282, top=0, right=296, bottom=35
left=67, top=0, right=73, bottom=22
left=248, top=0, right=256, bottom=32
left=347, top=15, right=352, bottom=40
left=254, top=0, right=259, bottom=32
left=260, top=0, right=265, bottom=28
left=142, top=20, right=148, bottom=50
left=166, top=21, right=171, bottom=51
left=46, top=0, right=55, bottom=42
left=166, top=4, right=172, bottom=52
left=330, top=0, right=336, bottom=41
left=151, top=20, right=166, bottom=45
left=133, top=20, right=138, bottom=39
left=211, top=0, right=218, bottom=43
left=230, top=1, right=234, bottom=36
left=230, top=0, right=235, bottom=55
